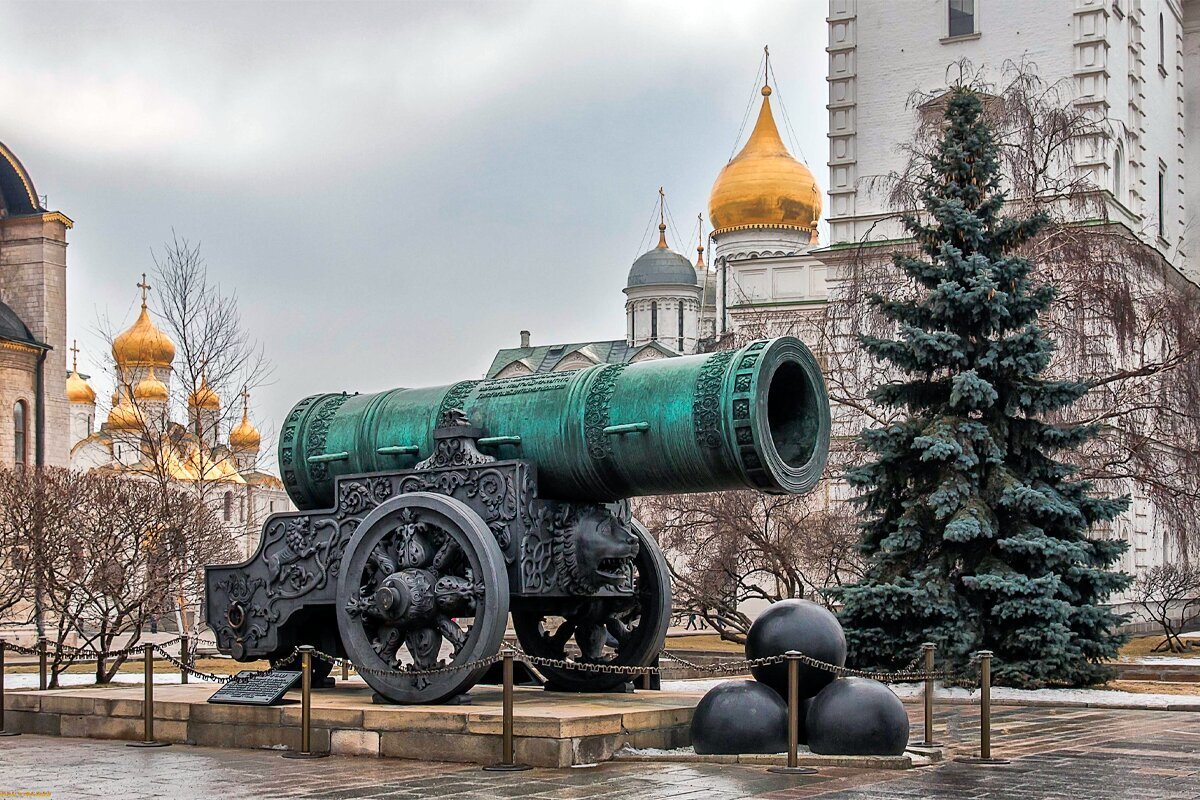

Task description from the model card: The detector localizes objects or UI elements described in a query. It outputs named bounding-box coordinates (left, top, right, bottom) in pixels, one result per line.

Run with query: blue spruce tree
left=833, top=88, right=1131, bottom=688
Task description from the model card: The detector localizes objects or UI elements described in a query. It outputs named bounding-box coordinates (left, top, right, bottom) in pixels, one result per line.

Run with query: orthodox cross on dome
left=696, top=214, right=706, bottom=266
left=241, top=386, right=250, bottom=415
left=137, top=273, right=152, bottom=307
left=763, top=45, right=770, bottom=92
left=657, top=186, right=668, bottom=248
left=70, top=338, right=80, bottom=372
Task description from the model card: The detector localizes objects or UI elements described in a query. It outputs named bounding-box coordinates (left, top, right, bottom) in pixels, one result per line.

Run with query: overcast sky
left=2, top=0, right=828, bottom=452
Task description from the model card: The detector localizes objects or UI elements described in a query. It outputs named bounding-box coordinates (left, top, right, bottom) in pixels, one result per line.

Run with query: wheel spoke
left=373, top=625, right=403, bottom=662
left=435, top=615, right=468, bottom=658
left=405, top=626, right=443, bottom=669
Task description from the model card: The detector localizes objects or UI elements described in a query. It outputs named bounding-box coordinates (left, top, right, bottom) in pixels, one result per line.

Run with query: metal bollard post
left=768, top=651, right=817, bottom=775
left=180, top=637, right=189, bottom=686
left=341, top=658, right=349, bottom=682
left=282, top=646, right=327, bottom=759
left=0, top=641, right=21, bottom=737
left=914, top=642, right=943, bottom=747
left=483, top=651, right=531, bottom=772
left=954, top=650, right=1009, bottom=765
left=127, top=644, right=169, bottom=748
left=37, top=637, right=47, bottom=692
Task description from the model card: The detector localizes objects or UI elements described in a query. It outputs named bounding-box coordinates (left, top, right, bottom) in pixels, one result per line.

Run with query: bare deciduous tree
left=634, top=490, right=861, bottom=643
left=1131, top=565, right=1200, bottom=654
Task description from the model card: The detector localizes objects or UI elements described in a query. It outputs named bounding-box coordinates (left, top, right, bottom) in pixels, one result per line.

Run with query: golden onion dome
left=187, top=374, right=220, bottom=410
left=708, top=86, right=822, bottom=236
left=106, top=395, right=142, bottom=431
left=66, top=370, right=96, bottom=404
left=112, top=303, right=176, bottom=368
left=133, top=367, right=168, bottom=402
left=229, top=391, right=261, bottom=451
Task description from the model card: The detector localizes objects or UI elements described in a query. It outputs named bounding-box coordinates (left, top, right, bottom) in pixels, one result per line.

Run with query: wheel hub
left=372, top=569, right=436, bottom=624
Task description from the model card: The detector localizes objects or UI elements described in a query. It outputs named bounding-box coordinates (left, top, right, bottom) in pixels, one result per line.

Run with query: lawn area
left=1118, top=633, right=1199, bottom=659
left=663, top=633, right=744, bottom=652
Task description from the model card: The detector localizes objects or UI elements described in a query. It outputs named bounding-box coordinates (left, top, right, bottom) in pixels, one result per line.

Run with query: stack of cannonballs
left=690, top=599, right=909, bottom=756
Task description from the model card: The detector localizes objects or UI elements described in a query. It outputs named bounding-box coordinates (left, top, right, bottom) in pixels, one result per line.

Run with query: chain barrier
left=3, top=635, right=983, bottom=689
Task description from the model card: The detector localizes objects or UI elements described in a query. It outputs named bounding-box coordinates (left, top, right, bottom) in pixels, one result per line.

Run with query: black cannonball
left=806, top=677, right=910, bottom=756
left=690, top=680, right=788, bottom=755
left=747, top=599, right=847, bottom=699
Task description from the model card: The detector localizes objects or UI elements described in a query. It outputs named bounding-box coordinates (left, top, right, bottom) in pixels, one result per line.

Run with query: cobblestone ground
left=0, top=704, right=1197, bottom=799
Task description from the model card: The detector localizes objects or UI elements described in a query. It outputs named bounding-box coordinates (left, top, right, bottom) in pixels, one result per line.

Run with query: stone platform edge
left=612, top=747, right=942, bottom=770
left=1, top=684, right=696, bottom=768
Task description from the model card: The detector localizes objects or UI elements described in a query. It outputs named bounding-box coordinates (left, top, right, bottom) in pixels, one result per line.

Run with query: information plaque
left=208, top=670, right=302, bottom=706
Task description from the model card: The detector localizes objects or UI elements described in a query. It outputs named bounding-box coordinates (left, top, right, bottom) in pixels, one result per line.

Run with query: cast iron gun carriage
left=205, top=336, right=830, bottom=704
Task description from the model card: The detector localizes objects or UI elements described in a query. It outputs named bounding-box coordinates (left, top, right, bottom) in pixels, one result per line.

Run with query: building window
left=13, top=401, right=27, bottom=469
left=948, top=0, right=975, bottom=37
left=269, top=501, right=275, bottom=513
left=1159, top=13, right=1166, bottom=72
left=629, top=307, right=636, bottom=343
left=223, top=491, right=233, bottom=522
left=650, top=301, right=658, bottom=339
left=1157, top=168, right=1166, bottom=239
left=1113, top=145, right=1123, bottom=201
left=677, top=302, right=684, bottom=351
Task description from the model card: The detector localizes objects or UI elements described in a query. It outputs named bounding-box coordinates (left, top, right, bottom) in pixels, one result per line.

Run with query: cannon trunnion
left=205, top=337, right=830, bottom=704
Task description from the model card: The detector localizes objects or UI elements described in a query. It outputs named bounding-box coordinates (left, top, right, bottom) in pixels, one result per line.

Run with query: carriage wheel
left=335, top=492, right=509, bottom=704
left=511, top=519, right=671, bottom=693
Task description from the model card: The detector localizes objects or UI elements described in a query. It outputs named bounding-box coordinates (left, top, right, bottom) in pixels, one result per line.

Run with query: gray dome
left=627, top=246, right=697, bottom=288
left=0, top=301, right=36, bottom=345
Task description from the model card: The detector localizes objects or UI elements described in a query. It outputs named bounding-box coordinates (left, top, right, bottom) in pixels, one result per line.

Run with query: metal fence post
left=37, top=637, right=47, bottom=691
left=127, top=643, right=169, bottom=748
left=283, top=646, right=327, bottom=759
left=341, top=658, right=349, bottom=682
left=914, top=642, right=942, bottom=747
left=179, top=637, right=189, bottom=686
left=0, top=641, right=21, bottom=737
left=483, top=651, right=531, bottom=772
left=954, top=650, right=1009, bottom=765
left=768, top=651, right=817, bottom=775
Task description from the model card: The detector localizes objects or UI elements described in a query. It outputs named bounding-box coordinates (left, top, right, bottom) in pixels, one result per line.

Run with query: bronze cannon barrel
left=279, top=336, right=830, bottom=509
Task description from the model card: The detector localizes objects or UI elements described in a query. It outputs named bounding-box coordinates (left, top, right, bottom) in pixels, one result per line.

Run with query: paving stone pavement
left=0, top=704, right=1198, bottom=799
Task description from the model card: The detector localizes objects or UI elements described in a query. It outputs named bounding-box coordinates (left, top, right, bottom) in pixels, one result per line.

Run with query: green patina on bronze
left=281, top=336, right=831, bottom=509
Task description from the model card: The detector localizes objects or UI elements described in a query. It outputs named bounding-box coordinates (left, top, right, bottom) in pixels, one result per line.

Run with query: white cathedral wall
left=624, top=285, right=701, bottom=353
left=827, top=0, right=1192, bottom=278
left=0, top=348, right=37, bottom=469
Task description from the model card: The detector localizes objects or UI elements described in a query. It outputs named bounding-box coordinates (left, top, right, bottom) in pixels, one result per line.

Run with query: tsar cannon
left=205, top=336, right=830, bottom=704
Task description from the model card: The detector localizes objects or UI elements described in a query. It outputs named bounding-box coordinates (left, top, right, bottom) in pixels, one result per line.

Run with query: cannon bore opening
left=766, top=359, right=821, bottom=470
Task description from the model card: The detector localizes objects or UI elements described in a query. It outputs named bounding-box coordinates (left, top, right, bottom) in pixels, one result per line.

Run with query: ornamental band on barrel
left=204, top=336, right=831, bottom=704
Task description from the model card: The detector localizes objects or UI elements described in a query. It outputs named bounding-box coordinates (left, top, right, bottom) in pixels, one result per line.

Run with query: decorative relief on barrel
left=306, top=393, right=351, bottom=481
left=729, top=340, right=774, bottom=491
left=279, top=394, right=321, bottom=493
left=584, top=364, right=627, bottom=460
left=693, top=350, right=736, bottom=449
left=477, top=372, right=572, bottom=398
left=436, top=380, right=480, bottom=421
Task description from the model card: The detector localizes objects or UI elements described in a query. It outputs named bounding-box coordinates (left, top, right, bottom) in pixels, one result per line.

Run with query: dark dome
left=627, top=246, right=697, bottom=288
left=0, top=141, right=44, bottom=217
left=0, top=300, right=37, bottom=345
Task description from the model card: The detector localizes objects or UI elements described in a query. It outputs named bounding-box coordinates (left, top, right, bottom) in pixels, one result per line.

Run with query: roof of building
left=0, top=141, right=45, bottom=218
left=485, top=339, right=677, bottom=378
left=627, top=225, right=698, bottom=288
left=0, top=300, right=43, bottom=347
left=708, top=86, right=822, bottom=236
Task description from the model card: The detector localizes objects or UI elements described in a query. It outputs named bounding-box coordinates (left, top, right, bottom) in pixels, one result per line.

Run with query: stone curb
left=899, top=695, right=1200, bottom=712
left=612, top=748, right=940, bottom=770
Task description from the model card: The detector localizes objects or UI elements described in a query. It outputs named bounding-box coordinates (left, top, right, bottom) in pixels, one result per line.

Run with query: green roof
left=485, top=339, right=677, bottom=378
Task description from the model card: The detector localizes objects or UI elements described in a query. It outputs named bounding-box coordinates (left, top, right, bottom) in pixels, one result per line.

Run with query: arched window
left=677, top=302, right=685, bottom=351
left=223, top=491, right=233, bottom=522
left=650, top=301, right=658, bottom=339
left=1113, top=144, right=1123, bottom=201
left=12, top=401, right=27, bottom=470
left=1158, top=168, right=1167, bottom=238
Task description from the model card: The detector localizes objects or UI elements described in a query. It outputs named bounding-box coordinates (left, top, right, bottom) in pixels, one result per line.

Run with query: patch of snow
left=889, top=681, right=1198, bottom=708
left=617, top=745, right=697, bottom=756
left=659, top=678, right=744, bottom=693
left=1117, top=656, right=1200, bottom=666
left=4, top=671, right=196, bottom=691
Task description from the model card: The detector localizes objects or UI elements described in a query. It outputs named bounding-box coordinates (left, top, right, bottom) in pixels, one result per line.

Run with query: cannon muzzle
left=279, top=336, right=830, bottom=508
